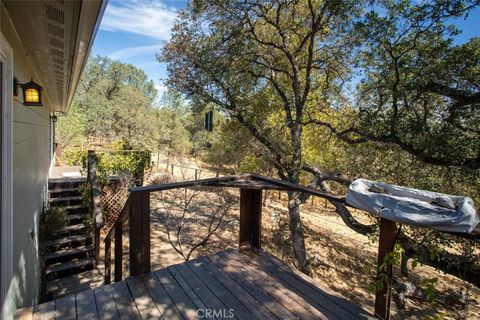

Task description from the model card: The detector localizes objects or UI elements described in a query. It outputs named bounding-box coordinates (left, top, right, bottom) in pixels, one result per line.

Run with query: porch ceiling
left=3, top=0, right=106, bottom=113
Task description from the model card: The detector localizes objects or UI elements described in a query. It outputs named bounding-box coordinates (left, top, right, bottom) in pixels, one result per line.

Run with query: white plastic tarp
left=346, top=179, right=479, bottom=233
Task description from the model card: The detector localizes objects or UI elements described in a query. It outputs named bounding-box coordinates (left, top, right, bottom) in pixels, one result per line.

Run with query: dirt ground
left=141, top=168, right=480, bottom=320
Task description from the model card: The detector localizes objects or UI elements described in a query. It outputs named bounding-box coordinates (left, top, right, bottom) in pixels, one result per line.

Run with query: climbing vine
left=369, top=243, right=404, bottom=293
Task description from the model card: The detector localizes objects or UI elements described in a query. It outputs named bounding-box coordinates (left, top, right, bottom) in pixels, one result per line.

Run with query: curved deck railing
left=102, top=172, right=479, bottom=320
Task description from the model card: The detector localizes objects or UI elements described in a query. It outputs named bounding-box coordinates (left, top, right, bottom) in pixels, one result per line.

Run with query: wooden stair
left=44, top=178, right=96, bottom=300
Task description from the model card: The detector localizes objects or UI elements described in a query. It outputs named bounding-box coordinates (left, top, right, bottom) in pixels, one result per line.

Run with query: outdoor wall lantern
left=51, top=114, right=58, bottom=123
left=14, top=77, right=44, bottom=107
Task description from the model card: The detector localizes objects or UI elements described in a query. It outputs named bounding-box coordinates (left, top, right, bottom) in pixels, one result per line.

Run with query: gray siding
left=1, top=4, right=52, bottom=311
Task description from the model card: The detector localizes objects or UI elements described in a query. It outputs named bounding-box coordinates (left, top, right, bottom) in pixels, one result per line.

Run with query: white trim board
left=1, top=31, right=14, bottom=320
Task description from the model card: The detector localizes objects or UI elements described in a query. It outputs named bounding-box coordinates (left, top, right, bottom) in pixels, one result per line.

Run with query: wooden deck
left=16, top=249, right=373, bottom=320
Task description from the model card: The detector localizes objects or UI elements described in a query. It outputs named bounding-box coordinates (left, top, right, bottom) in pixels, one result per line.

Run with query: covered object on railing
left=346, top=178, right=479, bottom=233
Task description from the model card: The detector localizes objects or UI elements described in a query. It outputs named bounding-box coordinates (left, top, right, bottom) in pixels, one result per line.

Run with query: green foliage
left=62, top=146, right=87, bottom=166
left=38, top=206, right=67, bottom=299
left=350, top=1, right=480, bottom=169
left=369, top=244, right=404, bottom=293
left=57, top=55, right=158, bottom=150
left=56, top=106, right=87, bottom=146
left=421, top=277, right=447, bottom=320
left=39, top=207, right=67, bottom=266
left=82, top=215, right=94, bottom=229
left=78, top=183, right=91, bottom=207
left=151, top=96, right=194, bottom=158
left=161, top=0, right=479, bottom=275
left=91, top=141, right=152, bottom=186
left=411, top=258, right=418, bottom=269
left=161, top=0, right=360, bottom=183
left=58, top=55, right=204, bottom=161
left=201, top=117, right=271, bottom=174
left=366, top=224, right=379, bottom=244
left=425, top=314, right=445, bottom=320
left=421, top=277, right=439, bottom=304
left=39, top=207, right=67, bottom=242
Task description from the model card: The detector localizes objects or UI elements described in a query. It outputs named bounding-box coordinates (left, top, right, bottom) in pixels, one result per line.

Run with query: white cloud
left=109, top=44, right=163, bottom=60
left=154, top=83, right=169, bottom=104
left=101, top=0, right=178, bottom=40
left=155, top=83, right=168, bottom=95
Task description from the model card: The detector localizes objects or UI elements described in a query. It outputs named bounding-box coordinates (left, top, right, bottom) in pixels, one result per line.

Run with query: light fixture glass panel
left=25, top=88, right=39, bottom=103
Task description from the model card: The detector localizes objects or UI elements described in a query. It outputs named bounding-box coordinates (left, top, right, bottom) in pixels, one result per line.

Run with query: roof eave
left=63, top=0, right=107, bottom=114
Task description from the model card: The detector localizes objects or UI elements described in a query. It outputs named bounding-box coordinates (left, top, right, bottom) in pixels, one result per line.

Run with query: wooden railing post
left=374, top=218, right=397, bottom=320
left=129, top=191, right=150, bottom=276
left=114, top=222, right=123, bottom=282
left=239, top=189, right=262, bottom=249
left=104, top=237, right=111, bottom=284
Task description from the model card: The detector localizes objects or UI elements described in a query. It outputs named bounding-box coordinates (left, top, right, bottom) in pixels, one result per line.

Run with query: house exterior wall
left=1, top=4, right=52, bottom=316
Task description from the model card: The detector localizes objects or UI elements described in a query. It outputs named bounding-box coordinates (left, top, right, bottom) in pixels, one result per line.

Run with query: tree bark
left=287, top=190, right=310, bottom=274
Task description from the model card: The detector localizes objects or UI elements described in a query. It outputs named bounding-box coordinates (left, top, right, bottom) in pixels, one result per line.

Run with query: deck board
left=92, top=285, right=119, bottom=320
left=142, top=273, right=183, bottom=319
left=237, top=250, right=355, bottom=319
left=217, top=251, right=320, bottom=320
left=209, top=254, right=298, bottom=320
left=75, top=290, right=98, bottom=320
left=154, top=269, right=198, bottom=320
left=258, top=250, right=371, bottom=318
left=221, top=250, right=332, bottom=320
left=32, top=300, right=55, bottom=320
left=54, top=294, right=76, bottom=320
left=172, top=262, right=233, bottom=318
left=111, top=281, right=141, bottom=319
left=168, top=264, right=208, bottom=310
left=16, top=249, right=373, bottom=320
left=198, top=256, right=277, bottom=320
left=186, top=259, right=256, bottom=319
left=126, top=276, right=162, bottom=319
left=15, top=306, right=33, bottom=320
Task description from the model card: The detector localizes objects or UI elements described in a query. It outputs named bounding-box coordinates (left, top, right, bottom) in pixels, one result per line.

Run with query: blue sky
left=91, top=0, right=480, bottom=98
left=92, top=0, right=186, bottom=97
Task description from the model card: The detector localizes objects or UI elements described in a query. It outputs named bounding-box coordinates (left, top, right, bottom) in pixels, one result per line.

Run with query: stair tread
left=46, top=245, right=94, bottom=261
left=54, top=223, right=86, bottom=233
left=49, top=195, right=83, bottom=203
left=47, top=267, right=102, bottom=287
left=46, top=268, right=104, bottom=299
left=49, top=187, right=80, bottom=194
left=63, top=204, right=88, bottom=210
left=47, top=234, right=91, bottom=247
left=49, top=177, right=86, bottom=183
left=45, top=257, right=95, bottom=275
left=66, top=213, right=89, bottom=221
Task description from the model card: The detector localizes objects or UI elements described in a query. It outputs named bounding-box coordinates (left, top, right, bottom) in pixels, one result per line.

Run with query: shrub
left=62, top=146, right=87, bottom=166
left=78, top=182, right=91, bottom=206
left=146, top=173, right=172, bottom=185
left=92, top=140, right=152, bottom=186
left=40, top=207, right=67, bottom=241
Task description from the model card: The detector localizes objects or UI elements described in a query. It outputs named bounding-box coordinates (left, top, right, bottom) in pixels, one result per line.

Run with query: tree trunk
left=287, top=190, right=309, bottom=274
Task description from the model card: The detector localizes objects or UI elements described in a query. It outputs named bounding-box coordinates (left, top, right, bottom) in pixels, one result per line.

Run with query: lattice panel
left=100, top=177, right=134, bottom=235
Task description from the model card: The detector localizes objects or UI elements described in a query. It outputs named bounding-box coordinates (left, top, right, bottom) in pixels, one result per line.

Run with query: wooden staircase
left=45, top=177, right=97, bottom=299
